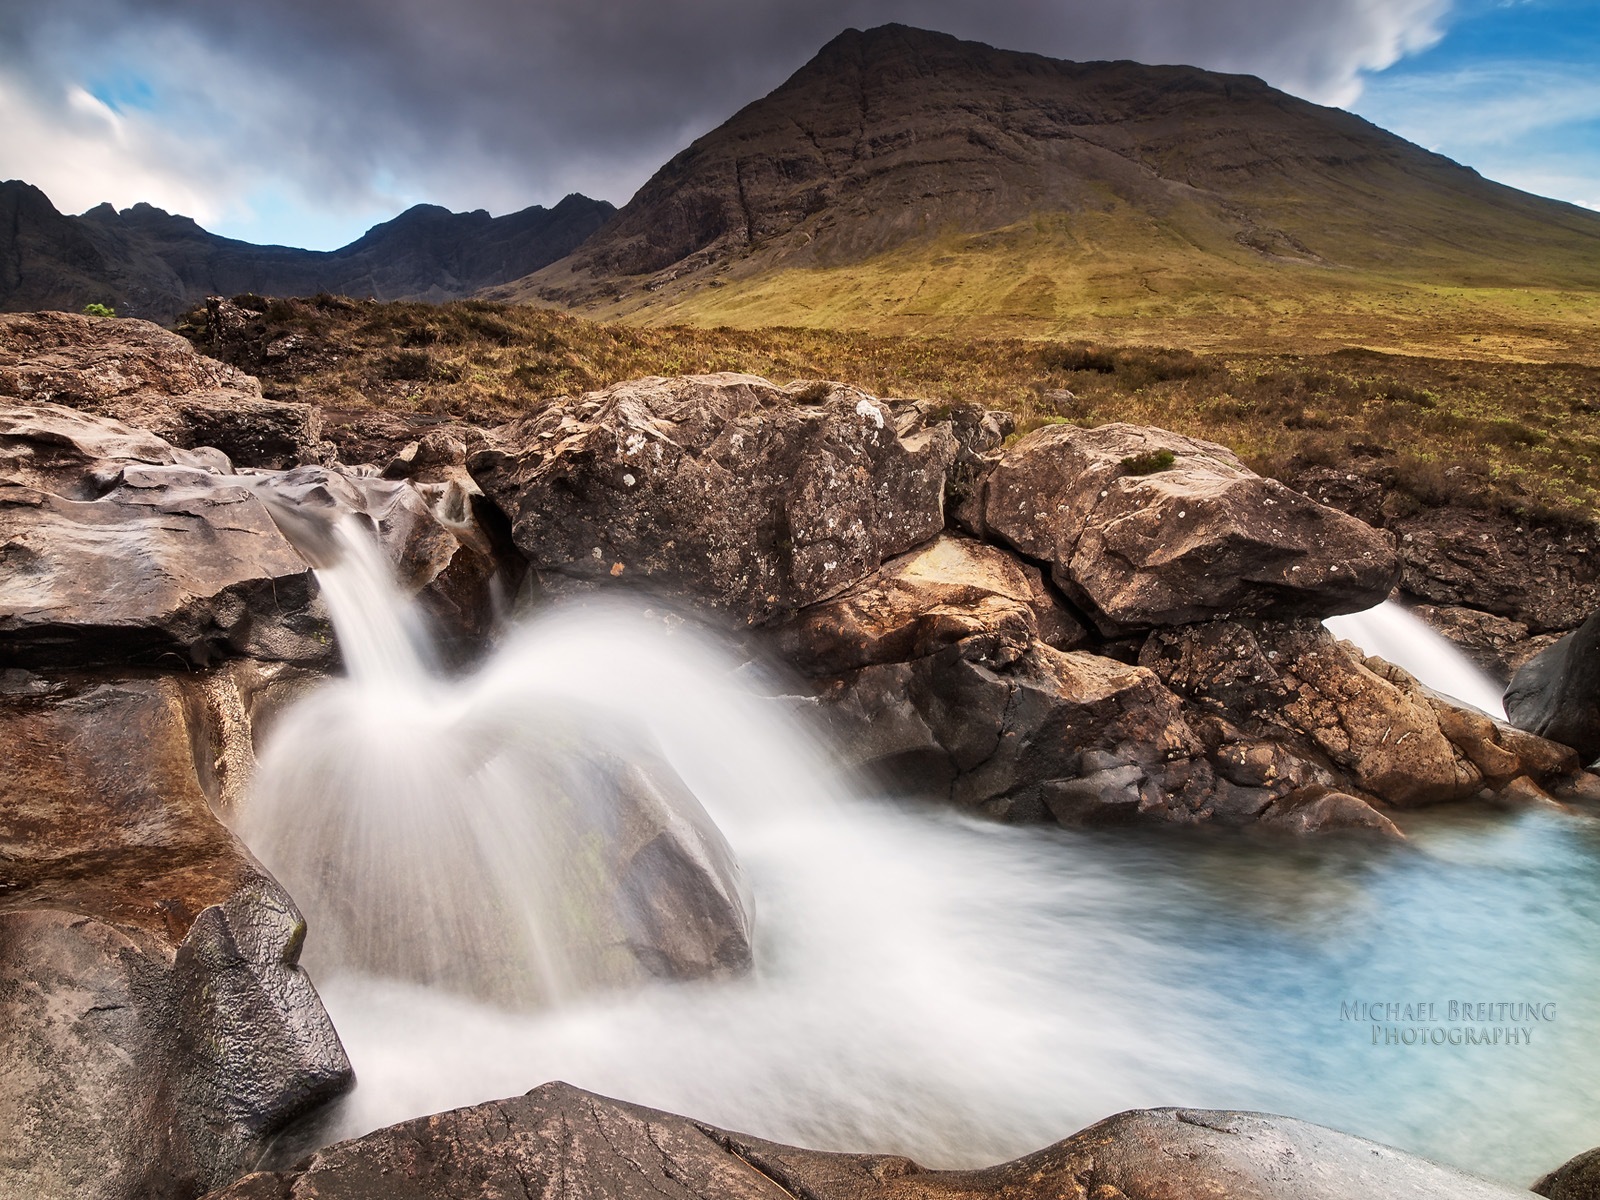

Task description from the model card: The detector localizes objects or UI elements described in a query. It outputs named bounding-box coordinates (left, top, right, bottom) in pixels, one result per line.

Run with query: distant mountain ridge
left=0, top=181, right=615, bottom=323
left=493, top=23, right=1600, bottom=354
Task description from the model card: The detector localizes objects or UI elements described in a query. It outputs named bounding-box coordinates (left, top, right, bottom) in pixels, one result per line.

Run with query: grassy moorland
left=182, top=295, right=1600, bottom=524
left=511, top=210, right=1600, bottom=368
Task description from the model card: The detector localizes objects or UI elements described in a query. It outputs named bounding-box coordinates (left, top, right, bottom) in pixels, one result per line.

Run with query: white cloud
left=1357, top=63, right=1600, bottom=147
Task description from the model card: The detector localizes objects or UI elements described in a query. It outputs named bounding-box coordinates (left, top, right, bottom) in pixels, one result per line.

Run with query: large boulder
left=981, top=422, right=1399, bottom=632
left=469, top=374, right=958, bottom=624
left=0, top=672, right=352, bottom=1200
left=0, top=311, right=329, bottom=469
left=1506, top=611, right=1600, bottom=766
left=202, top=1082, right=1532, bottom=1200
left=0, top=402, right=505, bottom=668
left=774, top=533, right=1085, bottom=675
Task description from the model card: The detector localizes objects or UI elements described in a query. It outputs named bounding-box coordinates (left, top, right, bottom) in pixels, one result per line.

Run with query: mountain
left=0, top=182, right=615, bottom=323
left=495, top=24, right=1600, bottom=357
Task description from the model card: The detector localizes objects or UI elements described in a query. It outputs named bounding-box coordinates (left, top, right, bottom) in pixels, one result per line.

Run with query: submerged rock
left=1506, top=611, right=1600, bottom=766
left=469, top=373, right=957, bottom=624
left=201, top=1082, right=1532, bottom=1200
left=0, top=673, right=351, bottom=1200
left=982, top=422, right=1399, bottom=632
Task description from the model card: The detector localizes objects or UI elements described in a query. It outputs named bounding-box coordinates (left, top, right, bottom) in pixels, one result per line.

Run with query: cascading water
left=241, top=525, right=1600, bottom=1187
left=1324, top=600, right=1507, bottom=720
left=237, top=517, right=751, bottom=1008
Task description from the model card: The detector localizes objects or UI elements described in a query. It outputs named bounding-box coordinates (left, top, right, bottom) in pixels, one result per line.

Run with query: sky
left=0, top=0, right=1594, bottom=250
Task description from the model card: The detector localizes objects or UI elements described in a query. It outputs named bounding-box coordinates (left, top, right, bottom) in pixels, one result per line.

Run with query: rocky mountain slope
left=0, top=181, right=614, bottom=324
left=495, top=24, right=1600, bottom=354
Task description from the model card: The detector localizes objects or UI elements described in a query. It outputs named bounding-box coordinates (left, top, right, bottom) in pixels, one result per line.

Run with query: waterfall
left=1324, top=600, right=1507, bottom=721
left=235, top=516, right=755, bottom=1009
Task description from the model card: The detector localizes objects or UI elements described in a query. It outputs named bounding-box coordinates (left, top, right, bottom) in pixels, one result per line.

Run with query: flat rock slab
left=0, top=402, right=497, bottom=668
left=205, top=1082, right=1533, bottom=1200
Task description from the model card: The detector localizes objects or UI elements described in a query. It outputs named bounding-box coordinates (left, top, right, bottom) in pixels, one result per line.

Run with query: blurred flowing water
left=240, top=538, right=1600, bottom=1187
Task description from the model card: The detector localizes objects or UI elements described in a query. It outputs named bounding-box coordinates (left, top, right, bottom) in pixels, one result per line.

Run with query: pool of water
left=293, top=797, right=1600, bottom=1188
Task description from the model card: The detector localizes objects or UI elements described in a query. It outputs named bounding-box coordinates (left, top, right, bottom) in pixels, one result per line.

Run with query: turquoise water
left=308, top=800, right=1600, bottom=1188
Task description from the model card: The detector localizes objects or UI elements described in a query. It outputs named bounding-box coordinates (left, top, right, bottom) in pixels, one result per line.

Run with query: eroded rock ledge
left=203, top=1081, right=1534, bottom=1200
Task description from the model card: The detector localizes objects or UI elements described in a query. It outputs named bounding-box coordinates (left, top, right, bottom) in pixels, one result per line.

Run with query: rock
left=469, top=374, right=957, bottom=624
left=1391, top=509, right=1600, bottom=635
left=0, top=673, right=352, bottom=1200
left=0, top=310, right=330, bottom=469
left=1142, top=619, right=1482, bottom=808
left=1285, top=459, right=1600, bottom=638
left=0, top=402, right=508, bottom=668
left=982, top=422, right=1399, bottom=632
left=816, top=638, right=1221, bottom=826
left=1506, top=611, right=1600, bottom=765
left=774, top=534, right=1085, bottom=675
left=1537, top=1144, right=1600, bottom=1198
left=1257, top=786, right=1403, bottom=835
left=242, top=695, right=753, bottom=1006
left=200, top=1083, right=1532, bottom=1200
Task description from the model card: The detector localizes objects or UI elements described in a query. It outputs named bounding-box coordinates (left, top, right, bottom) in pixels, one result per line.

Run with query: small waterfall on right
left=1324, top=600, right=1507, bottom=720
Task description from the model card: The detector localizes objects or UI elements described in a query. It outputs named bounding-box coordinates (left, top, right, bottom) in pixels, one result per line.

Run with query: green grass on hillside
left=183, top=295, right=1600, bottom=525
left=524, top=206, right=1600, bottom=365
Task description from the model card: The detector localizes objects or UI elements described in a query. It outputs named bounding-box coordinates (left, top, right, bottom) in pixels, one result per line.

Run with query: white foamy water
left=243, top=524, right=1600, bottom=1187
left=1326, top=600, right=1508, bottom=720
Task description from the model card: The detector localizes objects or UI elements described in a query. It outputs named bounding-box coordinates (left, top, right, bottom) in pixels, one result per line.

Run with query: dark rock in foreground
left=0, top=672, right=351, bottom=1200
left=1506, top=611, right=1600, bottom=766
left=203, top=1081, right=1533, bottom=1200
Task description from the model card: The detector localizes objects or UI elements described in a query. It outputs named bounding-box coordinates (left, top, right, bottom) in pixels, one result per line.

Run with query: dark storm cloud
left=0, top=0, right=1448, bottom=238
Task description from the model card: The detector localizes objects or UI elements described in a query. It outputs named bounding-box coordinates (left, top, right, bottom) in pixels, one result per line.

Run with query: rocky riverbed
left=5, top=310, right=1600, bottom=1198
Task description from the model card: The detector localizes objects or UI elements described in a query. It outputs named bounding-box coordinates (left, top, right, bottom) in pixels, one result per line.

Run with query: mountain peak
left=498, top=22, right=1600, bottom=337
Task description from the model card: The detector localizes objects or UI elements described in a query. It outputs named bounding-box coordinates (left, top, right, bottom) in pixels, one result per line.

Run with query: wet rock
left=469, top=373, right=957, bottom=624
left=775, top=534, right=1085, bottom=675
left=1506, top=611, right=1600, bottom=766
left=0, top=674, right=352, bottom=1200
left=0, top=310, right=330, bottom=469
left=816, top=638, right=1219, bottom=826
left=0, top=403, right=507, bottom=668
left=1257, top=786, right=1403, bottom=836
left=1143, top=619, right=1481, bottom=807
left=982, top=422, right=1398, bottom=632
left=1536, top=1144, right=1600, bottom=1199
left=201, top=1083, right=1531, bottom=1200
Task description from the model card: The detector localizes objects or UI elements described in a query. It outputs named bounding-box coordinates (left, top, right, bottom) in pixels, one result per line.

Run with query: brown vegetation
left=179, top=294, right=1600, bottom=525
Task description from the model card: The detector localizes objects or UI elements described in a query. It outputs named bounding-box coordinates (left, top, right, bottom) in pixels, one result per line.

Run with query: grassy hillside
left=185, top=296, right=1600, bottom=522
left=492, top=26, right=1600, bottom=360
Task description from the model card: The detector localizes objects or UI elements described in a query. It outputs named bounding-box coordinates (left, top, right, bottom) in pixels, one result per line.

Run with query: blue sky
left=1352, top=0, right=1600, bottom=212
left=1, top=0, right=1596, bottom=250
